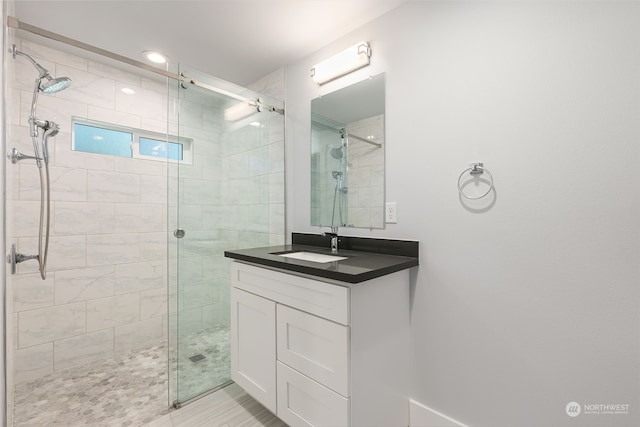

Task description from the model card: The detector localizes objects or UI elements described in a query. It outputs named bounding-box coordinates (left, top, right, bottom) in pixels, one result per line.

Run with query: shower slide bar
left=7, top=44, right=70, bottom=279
left=6, top=16, right=285, bottom=116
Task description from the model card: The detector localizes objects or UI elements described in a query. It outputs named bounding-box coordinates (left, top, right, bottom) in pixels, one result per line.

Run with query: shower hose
left=36, top=139, right=51, bottom=280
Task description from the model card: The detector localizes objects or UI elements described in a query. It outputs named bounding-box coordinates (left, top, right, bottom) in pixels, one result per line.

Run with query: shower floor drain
left=189, top=354, right=206, bottom=363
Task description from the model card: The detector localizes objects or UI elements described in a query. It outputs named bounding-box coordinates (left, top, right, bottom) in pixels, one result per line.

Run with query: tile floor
left=12, top=327, right=234, bottom=427
left=148, top=383, right=287, bottom=427
left=170, top=327, right=231, bottom=403
left=13, top=343, right=170, bottom=426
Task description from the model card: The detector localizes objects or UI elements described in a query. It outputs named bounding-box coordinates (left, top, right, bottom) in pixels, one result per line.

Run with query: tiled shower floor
left=12, top=328, right=230, bottom=427
left=170, top=327, right=231, bottom=403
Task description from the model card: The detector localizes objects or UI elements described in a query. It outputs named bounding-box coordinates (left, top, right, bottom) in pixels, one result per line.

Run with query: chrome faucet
left=324, top=226, right=339, bottom=254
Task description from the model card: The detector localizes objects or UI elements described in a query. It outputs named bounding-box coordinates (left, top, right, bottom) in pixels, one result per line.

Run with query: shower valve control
left=173, top=228, right=186, bottom=239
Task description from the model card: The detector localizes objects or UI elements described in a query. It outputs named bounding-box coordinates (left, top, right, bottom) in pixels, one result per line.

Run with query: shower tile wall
left=247, top=67, right=286, bottom=247
left=247, top=67, right=286, bottom=106
left=346, top=114, right=384, bottom=228
left=7, top=38, right=170, bottom=386
left=168, top=66, right=285, bottom=342
left=6, top=38, right=285, bottom=388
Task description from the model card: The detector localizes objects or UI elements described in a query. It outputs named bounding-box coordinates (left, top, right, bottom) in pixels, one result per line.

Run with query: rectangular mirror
left=310, top=73, right=385, bottom=229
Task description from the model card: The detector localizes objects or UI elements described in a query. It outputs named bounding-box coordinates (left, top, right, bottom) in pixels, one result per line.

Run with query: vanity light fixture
left=142, top=50, right=168, bottom=64
left=311, top=41, right=371, bottom=85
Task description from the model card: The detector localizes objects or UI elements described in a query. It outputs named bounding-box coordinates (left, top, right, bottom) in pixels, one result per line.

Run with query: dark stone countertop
left=224, top=233, right=419, bottom=284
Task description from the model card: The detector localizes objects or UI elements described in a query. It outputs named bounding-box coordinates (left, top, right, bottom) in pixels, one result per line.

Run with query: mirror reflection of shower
left=310, top=115, right=349, bottom=227
left=331, top=170, right=347, bottom=227
left=330, top=128, right=348, bottom=227
left=7, top=44, right=72, bottom=279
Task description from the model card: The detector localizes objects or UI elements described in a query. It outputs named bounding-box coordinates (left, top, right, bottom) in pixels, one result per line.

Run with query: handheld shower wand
left=35, top=121, right=60, bottom=279
left=41, top=120, right=59, bottom=164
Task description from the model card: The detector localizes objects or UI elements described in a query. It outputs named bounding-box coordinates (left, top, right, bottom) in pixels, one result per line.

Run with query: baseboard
left=409, top=399, right=469, bottom=427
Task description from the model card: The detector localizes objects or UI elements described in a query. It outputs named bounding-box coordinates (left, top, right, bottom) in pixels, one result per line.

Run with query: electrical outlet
left=385, top=202, right=397, bottom=223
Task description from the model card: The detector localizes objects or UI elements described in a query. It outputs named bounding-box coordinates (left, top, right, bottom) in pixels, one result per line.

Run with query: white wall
left=286, top=2, right=640, bottom=426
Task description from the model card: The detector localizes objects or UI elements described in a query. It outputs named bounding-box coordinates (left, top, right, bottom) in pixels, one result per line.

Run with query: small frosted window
left=139, top=137, right=183, bottom=161
left=74, top=123, right=132, bottom=157
left=72, top=117, right=193, bottom=164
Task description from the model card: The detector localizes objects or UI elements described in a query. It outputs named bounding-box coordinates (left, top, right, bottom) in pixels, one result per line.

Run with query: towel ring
left=457, top=163, right=494, bottom=200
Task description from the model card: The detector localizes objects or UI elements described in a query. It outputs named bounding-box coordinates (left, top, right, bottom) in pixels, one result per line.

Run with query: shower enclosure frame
left=167, top=65, right=285, bottom=406
left=4, top=15, right=285, bottom=417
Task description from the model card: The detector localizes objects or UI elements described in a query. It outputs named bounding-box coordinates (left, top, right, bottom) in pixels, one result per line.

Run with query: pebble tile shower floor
left=12, top=328, right=230, bottom=427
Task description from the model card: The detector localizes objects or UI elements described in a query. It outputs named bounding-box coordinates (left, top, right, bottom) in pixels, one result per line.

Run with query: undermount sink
left=274, top=251, right=348, bottom=263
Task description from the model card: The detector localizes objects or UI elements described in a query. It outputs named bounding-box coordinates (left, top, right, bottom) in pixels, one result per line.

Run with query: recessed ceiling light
left=142, top=50, right=168, bottom=64
left=121, top=87, right=136, bottom=95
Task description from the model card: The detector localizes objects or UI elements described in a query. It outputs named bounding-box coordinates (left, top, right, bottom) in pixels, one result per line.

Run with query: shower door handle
left=173, top=228, right=186, bottom=239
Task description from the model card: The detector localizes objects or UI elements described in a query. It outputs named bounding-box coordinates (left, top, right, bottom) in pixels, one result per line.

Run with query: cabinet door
left=277, top=304, right=349, bottom=397
left=231, top=288, right=277, bottom=413
left=277, top=362, right=350, bottom=427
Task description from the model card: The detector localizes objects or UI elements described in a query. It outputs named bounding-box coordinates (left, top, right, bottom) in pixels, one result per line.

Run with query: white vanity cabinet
left=230, top=261, right=410, bottom=427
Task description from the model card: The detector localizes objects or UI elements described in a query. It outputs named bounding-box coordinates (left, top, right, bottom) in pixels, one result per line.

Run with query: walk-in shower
left=7, top=44, right=71, bottom=280
left=5, top=19, right=284, bottom=426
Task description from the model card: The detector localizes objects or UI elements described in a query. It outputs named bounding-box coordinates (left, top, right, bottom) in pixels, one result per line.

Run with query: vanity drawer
left=231, top=262, right=349, bottom=325
left=277, top=304, right=349, bottom=397
left=277, top=361, right=349, bottom=427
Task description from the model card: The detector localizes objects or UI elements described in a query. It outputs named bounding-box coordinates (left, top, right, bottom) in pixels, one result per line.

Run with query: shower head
left=41, top=121, right=59, bottom=164
left=31, top=118, right=60, bottom=138
left=330, top=146, right=343, bottom=159
left=42, top=120, right=60, bottom=137
left=40, top=76, right=72, bottom=94
left=11, top=45, right=71, bottom=93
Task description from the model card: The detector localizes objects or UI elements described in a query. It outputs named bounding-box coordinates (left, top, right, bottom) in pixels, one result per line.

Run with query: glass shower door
left=168, top=65, right=285, bottom=406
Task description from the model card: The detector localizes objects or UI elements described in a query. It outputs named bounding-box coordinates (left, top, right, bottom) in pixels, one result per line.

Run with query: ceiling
left=12, top=0, right=408, bottom=87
